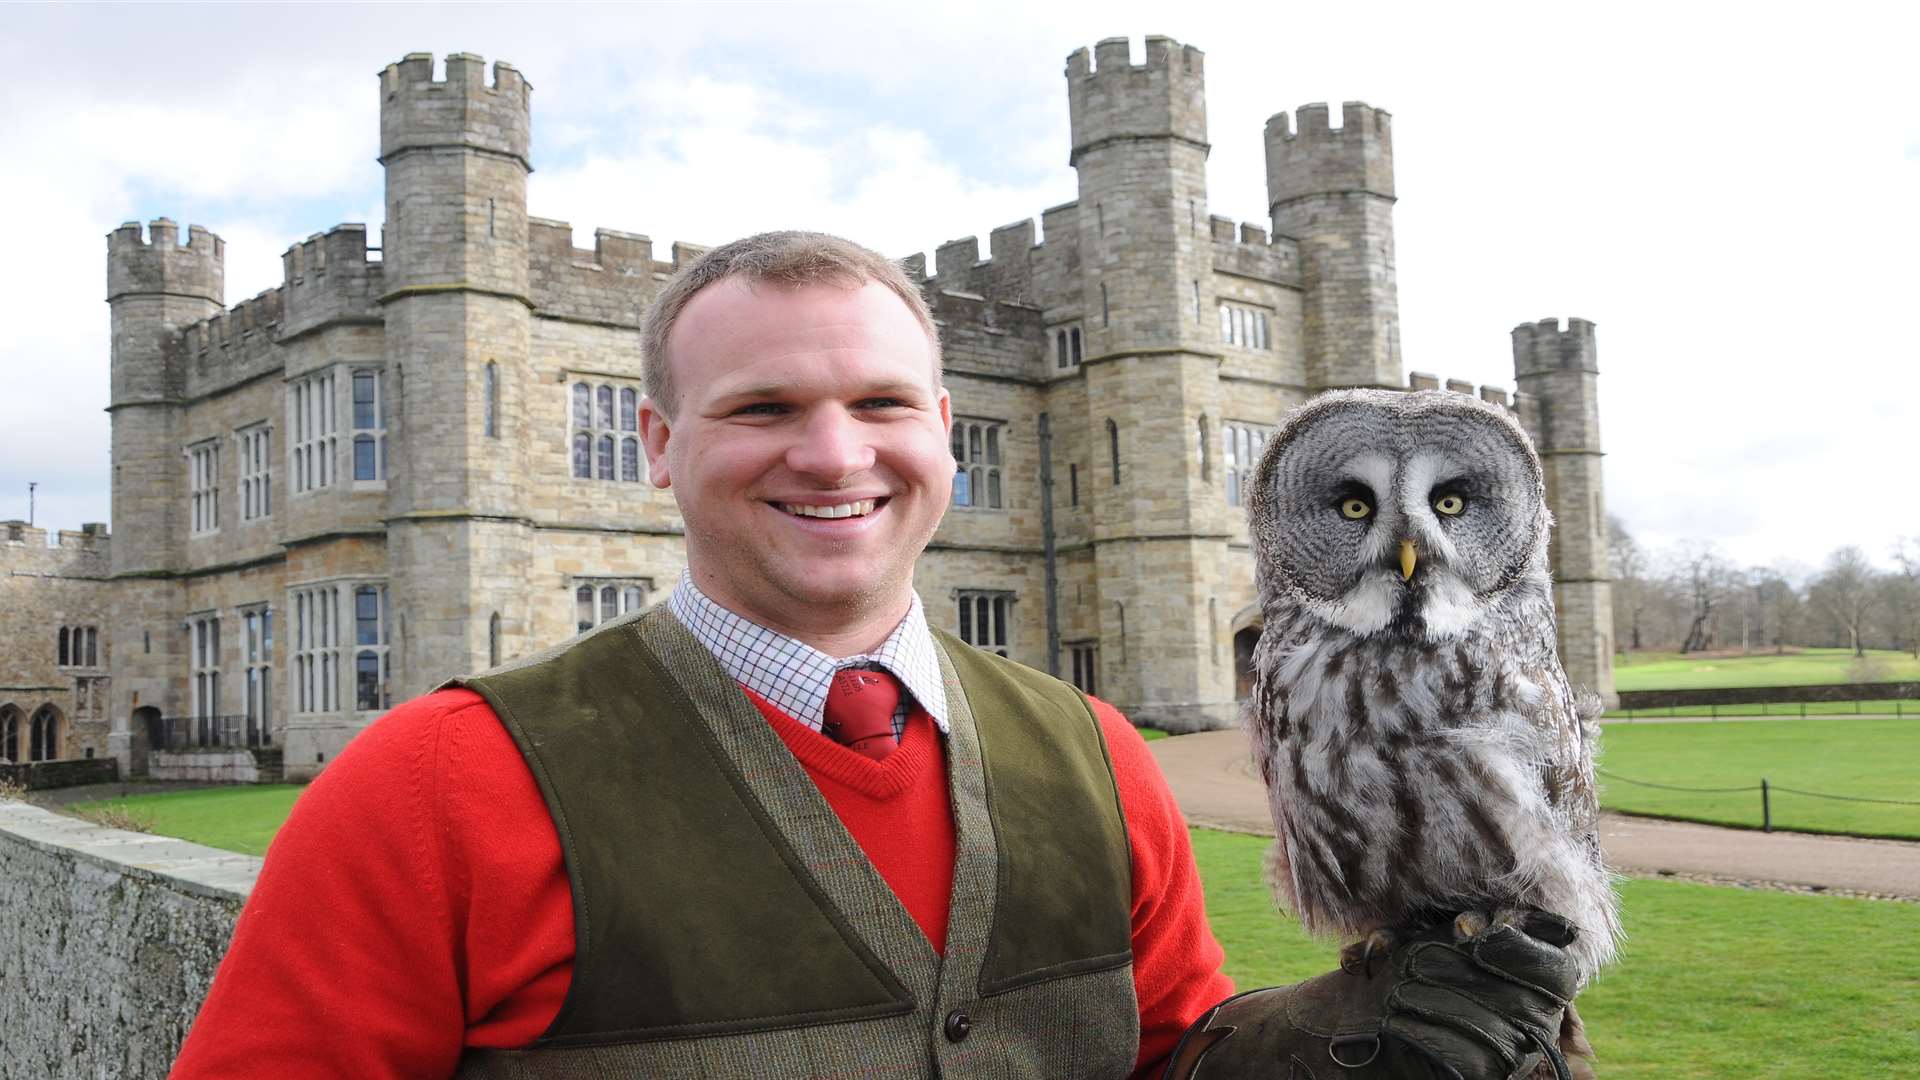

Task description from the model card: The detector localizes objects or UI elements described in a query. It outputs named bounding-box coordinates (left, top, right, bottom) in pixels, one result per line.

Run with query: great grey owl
left=1244, top=388, right=1621, bottom=995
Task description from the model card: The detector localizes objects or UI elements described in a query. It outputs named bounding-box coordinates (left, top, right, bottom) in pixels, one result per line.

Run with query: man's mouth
left=776, top=499, right=881, bottom=520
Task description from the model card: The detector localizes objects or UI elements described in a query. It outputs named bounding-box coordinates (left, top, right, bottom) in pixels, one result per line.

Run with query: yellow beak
left=1399, top=539, right=1418, bottom=581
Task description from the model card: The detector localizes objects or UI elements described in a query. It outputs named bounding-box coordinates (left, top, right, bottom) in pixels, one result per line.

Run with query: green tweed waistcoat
left=449, top=607, right=1140, bottom=1079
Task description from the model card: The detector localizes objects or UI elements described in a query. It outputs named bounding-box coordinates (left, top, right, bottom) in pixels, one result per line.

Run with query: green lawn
left=70, top=784, right=305, bottom=856
left=1614, top=647, right=1920, bottom=691
left=1191, top=828, right=1920, bottom=1079
left=1597, top=719, right=1920, bottom=840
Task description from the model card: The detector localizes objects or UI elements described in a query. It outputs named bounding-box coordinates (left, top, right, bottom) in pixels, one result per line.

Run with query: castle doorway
left=1233, top=627, right=1261, bottom=700
left=131, top=706, right=163, bottom=778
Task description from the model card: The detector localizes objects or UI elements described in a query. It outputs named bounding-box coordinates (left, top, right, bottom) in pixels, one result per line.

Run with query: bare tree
left=1749, top=566, right=1805, bottom=653
left=1807, top=546, right=1880, bottom=657
left=1607, top=516, right=1650, bottom=651
left=1888, top=537, right=1920, bottom=659
left=1670, top=543, right=1735, bottom=654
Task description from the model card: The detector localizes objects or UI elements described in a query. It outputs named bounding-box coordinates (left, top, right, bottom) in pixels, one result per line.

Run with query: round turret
left=105, top=218, right=224, bottom=405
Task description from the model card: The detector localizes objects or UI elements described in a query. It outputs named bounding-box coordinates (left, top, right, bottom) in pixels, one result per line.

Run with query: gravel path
left=1148, top=730, right=1920, bottom=901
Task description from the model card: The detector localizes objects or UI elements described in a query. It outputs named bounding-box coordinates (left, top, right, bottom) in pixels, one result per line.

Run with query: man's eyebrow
left=710, top=380, right=931, bottom=404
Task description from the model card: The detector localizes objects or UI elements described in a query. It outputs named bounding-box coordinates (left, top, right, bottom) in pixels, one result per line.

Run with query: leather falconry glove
left=1163, top=910, right=1582, bottom=1080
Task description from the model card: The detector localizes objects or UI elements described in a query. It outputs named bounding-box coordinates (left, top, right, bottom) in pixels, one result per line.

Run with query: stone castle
left=0, top=36, right=1613, bottom=782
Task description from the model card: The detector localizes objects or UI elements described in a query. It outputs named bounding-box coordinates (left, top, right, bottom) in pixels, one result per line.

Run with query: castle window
left=244, top=606, right=273, bottom=747
left=353, top=584, right=390, bottom=713
left=1107, top=418, right=1121, bottom=485
left=1053, top=323, right=1084, bottom=370
left=484, top=362, right=499, bottom=438
left=1069, top=463, right=1079, bottom=507
left=1223, top=421, right=1275, bottom=507
left=1068, top=641, right=1098, bottom=697
left=293, top=584, right=342, bottom=715
left=575, top=578, right=650, bottom=632
left=488, top=612, right=502, bottom=667
left=0, top=705, right=17, bottom=763
left=1193, top=280, right=1202, bottom=322
left=291, top=370, right=338, bottom=494
left=950, top=418, right=1004, bottom=510
left=190, top=612, right=221, bottom=744
left=239, top=425, right=271, bottom=521
left=571, top=378, right=644, bottom=484
left=188, top=440, right=220, bottom=536
left=956, top=591, right=1013, bottom=658
left=29, top=704, right=60, bottom=762
left=352, top=369, right=387, bottom=484
left=1198, top=414, right=1212, bottom=483
left=1219, top=301, right=1270, bottom=350
left=57, top=626, right=99, bottom=669
left=1101, top=283, right=1110, bottom=327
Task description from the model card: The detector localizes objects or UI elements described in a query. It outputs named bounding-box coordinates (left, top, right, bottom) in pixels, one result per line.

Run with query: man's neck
left=688, top=571, right=911, bottom=659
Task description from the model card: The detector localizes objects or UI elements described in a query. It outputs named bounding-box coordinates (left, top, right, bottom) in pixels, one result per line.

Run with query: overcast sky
left=2, top=1, right=1914, bottom=577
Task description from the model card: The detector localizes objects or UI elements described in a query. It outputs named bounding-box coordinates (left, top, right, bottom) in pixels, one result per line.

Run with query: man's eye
left=858, top=398, right=908, bottom=410
left=734, top=402, right=787, bottom=416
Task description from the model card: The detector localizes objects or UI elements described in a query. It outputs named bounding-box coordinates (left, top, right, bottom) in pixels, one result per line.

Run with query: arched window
left=620, top=437, right=640, bottom=483
left=572, top=433, right=592, bottom=479
left=576, top=585, right=595, bottom=633
left=623, top=586, right=645, bottom=612
left=0, top=705, right=20, bottom=763
left=600, top=586, right=618, bottom=624
left=29, top=704, right=59, bottom=762
left=596, top=385, right=615, bottom=430
left=572, top=383, right=592, bottom=429
left=597, top=435, right=615, bottom=480
left=483, top=361, right=499, bottom=438
left=1107, top=418, right=1121, bottom=485
left=619, top=387, right=637, bottom=431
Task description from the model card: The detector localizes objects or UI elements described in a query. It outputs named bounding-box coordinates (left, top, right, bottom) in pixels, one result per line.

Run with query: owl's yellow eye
left=1434, top=493, right=1465, bottom=516
left=1340, top=498, right=1372, bottom=520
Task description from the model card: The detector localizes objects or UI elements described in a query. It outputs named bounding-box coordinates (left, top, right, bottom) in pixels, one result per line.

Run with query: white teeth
left=783, top=500, right=876, bottom=519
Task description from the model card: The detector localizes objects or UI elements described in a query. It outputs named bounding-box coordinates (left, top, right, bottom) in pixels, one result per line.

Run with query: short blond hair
left=641, top=230, right=942, bottom=416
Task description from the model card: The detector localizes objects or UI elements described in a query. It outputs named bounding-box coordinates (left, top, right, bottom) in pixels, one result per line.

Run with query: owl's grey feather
left=1244, top=388, right=1620, bottom=982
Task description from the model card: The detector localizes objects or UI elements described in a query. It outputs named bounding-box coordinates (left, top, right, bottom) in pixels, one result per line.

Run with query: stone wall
left=0, top=800, right=256, bottom=1079
left=0, top=757, right=118, bottom=791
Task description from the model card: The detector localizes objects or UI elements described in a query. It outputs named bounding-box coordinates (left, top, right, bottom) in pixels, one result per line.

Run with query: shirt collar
left=666, top=569, right=950, bottom=734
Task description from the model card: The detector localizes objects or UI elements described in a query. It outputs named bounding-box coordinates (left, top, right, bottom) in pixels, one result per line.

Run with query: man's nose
left=786, top=406, right=875, bottom=480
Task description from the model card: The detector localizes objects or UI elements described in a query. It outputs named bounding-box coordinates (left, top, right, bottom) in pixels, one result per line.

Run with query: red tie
left=824, top=667, right=903, bottom=761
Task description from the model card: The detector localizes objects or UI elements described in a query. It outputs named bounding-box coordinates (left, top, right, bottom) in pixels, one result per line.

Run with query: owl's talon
left=1339, top=929, right=1397, bottom=977
left=1453, top=910, right=1491, bottom=942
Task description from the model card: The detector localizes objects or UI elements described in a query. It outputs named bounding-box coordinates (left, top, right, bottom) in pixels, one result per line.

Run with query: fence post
left=1800, top=702, right=1806, bottom=719
left=1711, top=703, right=1718, bottom=720
left=1761, top=778, right=1771, bottom=833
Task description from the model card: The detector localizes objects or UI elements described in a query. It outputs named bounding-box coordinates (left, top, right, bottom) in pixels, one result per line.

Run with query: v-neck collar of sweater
left=740, top=684, right=939, bottom=799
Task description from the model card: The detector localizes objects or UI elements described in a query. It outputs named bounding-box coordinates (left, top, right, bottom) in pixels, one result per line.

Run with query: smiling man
left=172, top=232, right=1579, bottom=1080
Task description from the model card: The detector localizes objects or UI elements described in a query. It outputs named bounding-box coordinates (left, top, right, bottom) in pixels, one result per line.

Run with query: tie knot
left=824, top=667, right=903, bottom=761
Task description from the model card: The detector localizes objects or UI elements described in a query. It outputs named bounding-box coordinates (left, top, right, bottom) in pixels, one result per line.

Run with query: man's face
left=639, top=277, right=952, bottom=640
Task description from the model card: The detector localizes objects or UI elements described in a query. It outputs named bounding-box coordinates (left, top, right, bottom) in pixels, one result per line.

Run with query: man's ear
left=637, top=396, right=672, bottom=488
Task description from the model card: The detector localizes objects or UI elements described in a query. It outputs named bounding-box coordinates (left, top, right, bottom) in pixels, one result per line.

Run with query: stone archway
left=131, top=706, right=163, bottom=778
left=1230, top=603, right=1264, bottom=702
left=0, top=703, right=21, bottom=763
left=29, top=703, right=62, bottom=762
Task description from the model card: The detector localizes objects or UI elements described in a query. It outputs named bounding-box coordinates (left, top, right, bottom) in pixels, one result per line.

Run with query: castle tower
left=1066, top=37, right=1232, bottom=730
left=104, top=219, right=222, bottom=769
left=378, top=53, right=534, bottom=692
left=1513, top=318, right=1616, bottom=707
left=1265, top=103, right=1402, bottom=390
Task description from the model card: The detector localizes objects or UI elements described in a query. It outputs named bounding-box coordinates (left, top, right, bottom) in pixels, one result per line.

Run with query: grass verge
left=68, top=785, right=305, bottom=856
left=1613, top=647, right=1920, bottom=691
left=1191, top=827, right=1920, bottom=1079
left=1597, top=719, right=1920, bottom=839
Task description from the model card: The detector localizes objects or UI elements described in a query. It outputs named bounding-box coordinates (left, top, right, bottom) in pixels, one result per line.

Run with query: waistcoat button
left=944, top=1009, right=973, bottom=1043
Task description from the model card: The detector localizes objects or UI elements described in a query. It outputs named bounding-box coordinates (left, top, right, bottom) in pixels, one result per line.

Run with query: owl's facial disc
left=1253, top=393, right=1544, bottom=643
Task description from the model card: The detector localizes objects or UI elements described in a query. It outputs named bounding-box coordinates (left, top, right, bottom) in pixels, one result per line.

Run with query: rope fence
left=1596, top=767, right=1920, bottom=832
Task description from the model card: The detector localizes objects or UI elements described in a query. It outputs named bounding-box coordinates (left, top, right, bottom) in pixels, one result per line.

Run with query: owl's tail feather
left=1526, top=1000, right=1596, bottom=1080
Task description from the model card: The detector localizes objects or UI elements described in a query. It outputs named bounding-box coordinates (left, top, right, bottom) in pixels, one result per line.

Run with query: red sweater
left=171, top=686, right=1232, bottom=1078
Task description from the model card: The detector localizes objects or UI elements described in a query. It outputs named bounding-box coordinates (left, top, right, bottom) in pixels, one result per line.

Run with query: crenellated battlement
left=379, top=52, right=531, bottom=166
left=1511, top=317, right=1598, bottom=375
left=1066, top=36, right=1207, bottom=164
left=1407, top=371, right=1517, bottom=410
left=281, top=224, right=382, bottom=337
left=1264, top=101, right=1394, bottom=208
left=184, top=288, right=283, bottom=357
left=0, top=520, right=111, bottom=575
left=1208, top=215, right=1297, bottom=282
left=107, top=218, right=224, bottom=304
left=526, top=218, right=672, bottom=327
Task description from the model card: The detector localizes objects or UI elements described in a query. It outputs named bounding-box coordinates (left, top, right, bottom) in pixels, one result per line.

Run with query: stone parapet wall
left=0, top=800, right=256, bottom=1079
left=146, top=750, right=259, bottom=784
left=0, top=758, right=118, bottom=791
